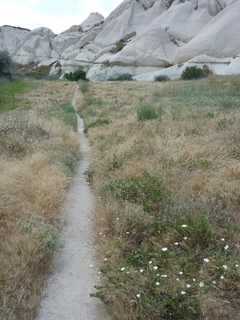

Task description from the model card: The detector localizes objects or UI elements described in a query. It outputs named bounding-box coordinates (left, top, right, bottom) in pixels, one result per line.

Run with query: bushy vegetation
left=0, top=50, right=15, bottom=79
left=64, top=67, right=87, bottom=81
left=108, top=73, right=133, bottom=81
left=181, top=66, right=208, bottom=80
left=77, top=76, right=240, bottom=320
left=154, top=74, right=170, bottom=82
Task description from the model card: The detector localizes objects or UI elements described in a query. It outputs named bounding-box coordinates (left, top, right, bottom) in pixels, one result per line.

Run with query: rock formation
left=1, top=0, right=240, bottom=80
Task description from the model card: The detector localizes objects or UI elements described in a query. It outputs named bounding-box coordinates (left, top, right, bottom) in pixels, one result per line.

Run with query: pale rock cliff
left=0, top=25, right=30, bottom=54
left=1, top=0, right=240, bottom=80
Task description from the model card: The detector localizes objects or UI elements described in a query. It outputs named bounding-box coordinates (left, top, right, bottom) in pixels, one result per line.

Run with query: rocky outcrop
left=0, top=25, right=30, bottom=54
left=1, top=0, right=240, bottom=80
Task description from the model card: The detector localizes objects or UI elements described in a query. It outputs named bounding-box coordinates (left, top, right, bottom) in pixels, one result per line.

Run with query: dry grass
left=0, top=79, right=80, bottom=320
left=78, top=76, right=240, bottom=320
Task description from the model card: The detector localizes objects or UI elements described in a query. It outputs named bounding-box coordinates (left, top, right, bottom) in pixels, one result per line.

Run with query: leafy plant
left=0, top=50, right=16, bottom=79
left=84, top=118, right=110, bottom=133
left=18, top=214, right=64, bottom=254
left=181, top=66, right=208, bottom=80
left=154, top=75, right=170, bottom=82
left=108, top=73, right=133, bottom=81
left=64, top=67, right=87, bottom=81
left=137, top=101, right=158, bottom=121
left=106, top=171, right=169, bottom=213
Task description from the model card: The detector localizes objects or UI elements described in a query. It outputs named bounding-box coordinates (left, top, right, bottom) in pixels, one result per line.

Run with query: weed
left=18, top=213, right=64, bottom=254
left=137, top=100, right=159, bottom=121
left=105, top=171, right=170, bottom=214
left=84, top=118, right=110, bottom=133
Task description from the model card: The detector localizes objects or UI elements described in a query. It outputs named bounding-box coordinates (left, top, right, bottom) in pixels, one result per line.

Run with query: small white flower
left=149, top=261, right=153, bottom=264
left=224, top=245, right=229, bottom=250
left=213, top=281, right=216, bottom=284
left=126, top=232, right=130, bottom=234
left=221, top=238, right=225, bottom=241
left=193, top=278, right=196, bottom=282
left=204, top=258, right=210, bottom=263
left=98, top=272, right=102, bottom=275
left=140, top=269, right=144, bottom=273
left=161, top=275, right=167, bottom=278
left=121, top=267, right=125, bottom=271
left=181, top=225, right=188, bottom=228
left=181, top=291, right=186, bottom=295
left=183, top=237, right=188, bottom=240
left=127, top=271, right=129, bottom=274
left=186, top=284, right=191, bottom=288
left=162, top=247, right=168, bottom=252
left=176, top=278, right=179, bottom=281
left=175, top=242, right=179, bottom=245
left=99, top=196, right=101, bottom=199
left=179, top=272, right=183, bottom=275
left=99, top=232, right=102, bottom=235
left=136, top=294, right=141, bottom=298
left=235, top=264, right=239, bottom=268
left=199, top=282, right=204, bottom=287
left=103, top=235, right=106, bottom=237
left=89, top=264, right=93, bottom=267
left=153, top=266, right=158, bottom=270
left=104, top=258, right=108, bottom=261
left=156, top=282, right=160, bottom=286
left=116, top=217, right=120, bottom=220
left=222, top=265, right=228, bottom=270
left=220, top=276, right=224, bottom=279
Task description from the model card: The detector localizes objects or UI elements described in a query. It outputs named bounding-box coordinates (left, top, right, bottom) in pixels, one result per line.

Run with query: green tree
left=0, top=50, right=16, bottom=79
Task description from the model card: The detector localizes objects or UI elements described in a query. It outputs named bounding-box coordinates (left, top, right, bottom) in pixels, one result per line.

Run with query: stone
left=0, top=25, right=30, bottom=54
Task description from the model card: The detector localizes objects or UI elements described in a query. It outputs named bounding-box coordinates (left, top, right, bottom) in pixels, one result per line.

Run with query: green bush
left=108, top=73, right=133, bottom=81
left=64, top=68, right=87, bottom=81
left=18, top=214, right=64, bottom=254
left=154, top=75, right=170, bottom=82
left=181, top=66, right=208, bottom=80
left=0, top=50, right=16, bottom=79
left=137, top=102, right=158, bottom=121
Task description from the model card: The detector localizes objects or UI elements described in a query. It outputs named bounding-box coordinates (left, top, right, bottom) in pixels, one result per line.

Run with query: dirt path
left=35, top=86, right=106, bottom=320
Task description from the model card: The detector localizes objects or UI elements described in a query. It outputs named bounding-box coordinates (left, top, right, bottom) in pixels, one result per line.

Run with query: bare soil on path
left=35, top=86, right=106, bottom=320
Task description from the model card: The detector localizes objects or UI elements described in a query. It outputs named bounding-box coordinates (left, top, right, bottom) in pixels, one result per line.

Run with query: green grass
left=0, top=79, right=28, bottom=113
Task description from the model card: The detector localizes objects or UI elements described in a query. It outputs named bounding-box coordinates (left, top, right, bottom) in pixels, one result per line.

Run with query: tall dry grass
left=78, top=76, right=240, bottom=320
left=0, top=80, right=80, bottom=319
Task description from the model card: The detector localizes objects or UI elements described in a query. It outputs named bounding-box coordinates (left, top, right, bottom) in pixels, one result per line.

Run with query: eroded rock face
left=13, top=27, right=59, bottom=65
left=1, top=0, right=240, bottom=80
left=0, top=25, right=30, bottom=54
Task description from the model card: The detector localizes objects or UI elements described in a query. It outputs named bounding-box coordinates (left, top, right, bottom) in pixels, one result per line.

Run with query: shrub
left=64, top=67, right=87, bottom=81
left=154, top=75, right=170, bottom=82
left=0, top=50, right=16, bottom=79
left=137, top=101, right=159, bottom=121
left=18, top=214, right=64, bottom=254
left=181, top=66, right=208, bottom=80
left=108, top=73, right=133, bottom=81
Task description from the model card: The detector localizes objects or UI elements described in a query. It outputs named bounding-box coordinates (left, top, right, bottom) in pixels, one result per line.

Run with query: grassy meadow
left=0, top=79, right=80, bottom=319
left=77, top=76, right=240, bottom=320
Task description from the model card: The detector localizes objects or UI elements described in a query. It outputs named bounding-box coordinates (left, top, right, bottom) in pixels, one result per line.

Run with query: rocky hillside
left=1, top=0, right=240, bottom=81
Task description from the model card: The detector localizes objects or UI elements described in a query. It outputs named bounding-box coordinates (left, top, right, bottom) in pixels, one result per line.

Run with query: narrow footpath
left=35, top=85, right=106, bottom=320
